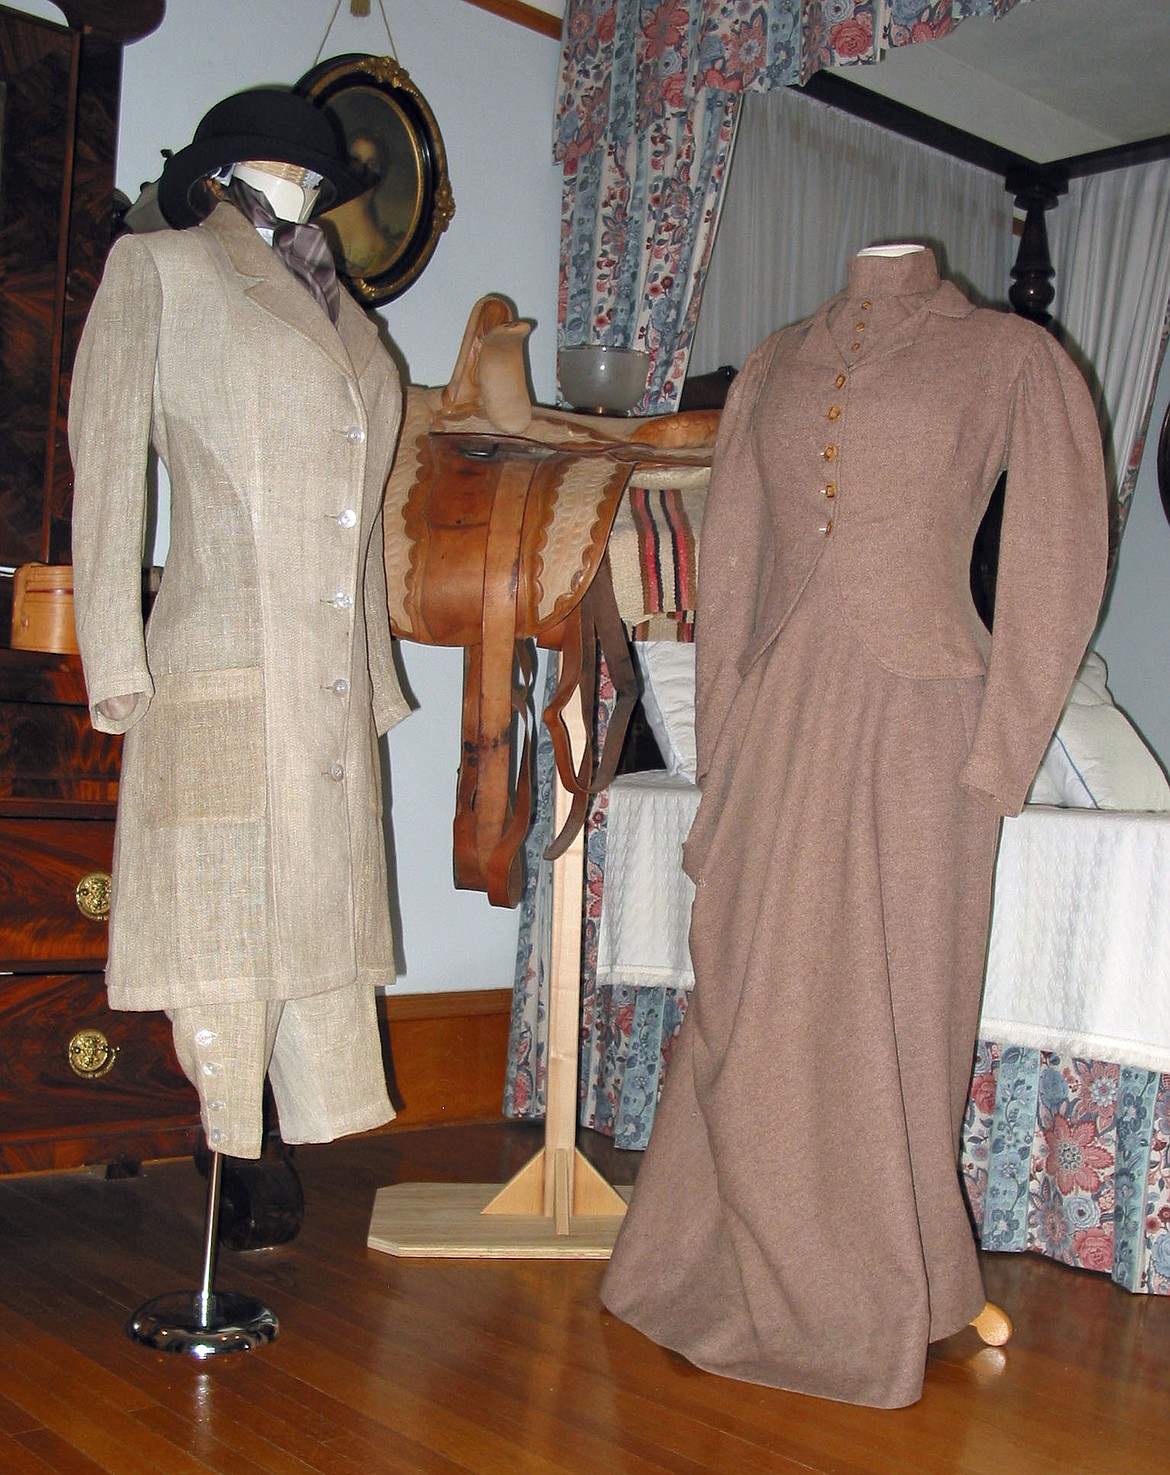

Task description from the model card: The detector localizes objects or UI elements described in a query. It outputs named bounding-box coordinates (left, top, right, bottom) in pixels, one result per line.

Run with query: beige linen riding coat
left=70, top=202, right=409, bottom=1011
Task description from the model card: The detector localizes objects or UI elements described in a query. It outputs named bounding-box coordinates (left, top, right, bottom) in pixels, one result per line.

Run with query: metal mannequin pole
left=126, top=1150, right=280, bottom=1357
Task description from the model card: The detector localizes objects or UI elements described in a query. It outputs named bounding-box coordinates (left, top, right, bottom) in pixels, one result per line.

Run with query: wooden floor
left=0, top=1122, right=1167, bottom=1474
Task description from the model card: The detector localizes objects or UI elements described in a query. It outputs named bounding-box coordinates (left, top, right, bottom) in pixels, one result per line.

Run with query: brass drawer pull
left=68, top=1028, right=118, bottom=1079
left=75, top=870, right=112, bottom=921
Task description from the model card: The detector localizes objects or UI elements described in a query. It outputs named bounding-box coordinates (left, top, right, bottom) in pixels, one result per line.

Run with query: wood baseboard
left=375, top=987, right=513, bottom=1134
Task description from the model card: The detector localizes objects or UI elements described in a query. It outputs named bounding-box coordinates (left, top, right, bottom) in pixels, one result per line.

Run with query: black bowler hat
left=158, top=86, right=363, bottom=229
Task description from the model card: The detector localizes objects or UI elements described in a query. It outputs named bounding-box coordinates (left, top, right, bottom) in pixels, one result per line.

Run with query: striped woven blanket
left=608, top=466, right=708, bottom=640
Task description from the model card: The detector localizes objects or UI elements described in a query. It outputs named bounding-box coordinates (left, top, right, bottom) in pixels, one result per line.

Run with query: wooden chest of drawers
left=0, top=3, right=199, bottom=1176
left=0, top=649, right=200, bottom=1175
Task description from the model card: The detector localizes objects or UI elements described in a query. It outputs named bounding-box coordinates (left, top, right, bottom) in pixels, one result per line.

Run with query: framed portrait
left=298, top=54, right=455, bottom=306
left=1159, top=399, right=1170, bottom=529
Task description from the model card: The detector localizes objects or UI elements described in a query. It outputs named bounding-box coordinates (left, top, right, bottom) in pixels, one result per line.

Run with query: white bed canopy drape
left=688, top=83, right=1017, bottom=374
left=1049, top=158, right=1170, bottom=544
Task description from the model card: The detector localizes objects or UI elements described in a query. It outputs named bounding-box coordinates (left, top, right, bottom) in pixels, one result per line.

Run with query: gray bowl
left=558, top=344, right=651, bottom=413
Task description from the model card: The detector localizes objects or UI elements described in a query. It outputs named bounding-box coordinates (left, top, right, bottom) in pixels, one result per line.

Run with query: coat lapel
left=336, top=292, right=379, bottom=384
left=201, top=203, right=367, bottom=383
left=795, top=279, right=977, bottom=371
left=794, top=304, right=847, bottom=369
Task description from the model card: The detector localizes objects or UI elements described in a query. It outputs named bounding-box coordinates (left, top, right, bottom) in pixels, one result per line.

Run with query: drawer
left=0, top=817, right=114, bottom=968
left=0, top=697, right=120, bottom=804
left=0, top=971, right=199, bottom=1171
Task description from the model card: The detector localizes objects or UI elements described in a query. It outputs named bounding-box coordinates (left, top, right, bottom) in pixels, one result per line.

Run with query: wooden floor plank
left=0, top=1387, right=43, bottom=1437
left=0, top=1124, right=1167, bottom=1475
left=9, top=1427, right=109, bottom=1475
left=131, top=1403, right=355, bottom=1475
left=0, top=1429, right=62, bottom=1475
left=0, top=1323, right=157, bottom=1420
left=0, top=1342, right=215, bottom=1475
left=241, top=1226, right=817, bottom=1475
left=244, top=1251, right=829, bottom=1474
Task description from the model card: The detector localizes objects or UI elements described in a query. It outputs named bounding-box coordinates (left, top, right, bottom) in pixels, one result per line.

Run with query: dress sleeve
left=693, top=344, right=775, bottom=785
left=959, top=329, right=1109, bottom=815
left=69, top=235, right=162, bottom=734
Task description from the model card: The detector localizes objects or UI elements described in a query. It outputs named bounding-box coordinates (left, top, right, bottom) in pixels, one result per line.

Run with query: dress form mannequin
left=857, top=243, right=925, bottom=257
left=72, top=87, right=408, bottom=1354
left=596, top=244, right=1106, bottom=1404
left=232, top=160, right=322, bottom=224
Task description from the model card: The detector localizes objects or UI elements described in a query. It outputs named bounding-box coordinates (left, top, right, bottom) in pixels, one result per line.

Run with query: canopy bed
left=504, top=1, right=1170, bottom=1300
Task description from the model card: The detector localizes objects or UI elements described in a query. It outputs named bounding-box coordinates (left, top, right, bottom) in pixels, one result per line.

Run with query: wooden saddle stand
left=372, top=297, right=717, bottom=1255
left=384, top=295, right=719, bottom=909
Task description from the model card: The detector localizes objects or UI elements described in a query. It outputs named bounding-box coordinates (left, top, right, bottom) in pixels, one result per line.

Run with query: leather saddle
left=384, top=296, right=718, bottom=908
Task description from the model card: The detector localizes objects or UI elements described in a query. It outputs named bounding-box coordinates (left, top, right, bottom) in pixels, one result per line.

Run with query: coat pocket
left=140, top=666, right=266, bottom=826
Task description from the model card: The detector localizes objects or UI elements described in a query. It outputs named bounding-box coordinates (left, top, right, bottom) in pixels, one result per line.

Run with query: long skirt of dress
left=600, top=555, right=1002, bottom=1409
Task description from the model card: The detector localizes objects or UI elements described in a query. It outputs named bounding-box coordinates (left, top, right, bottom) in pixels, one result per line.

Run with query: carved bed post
left=1005, top=166, right=1069, bottom=325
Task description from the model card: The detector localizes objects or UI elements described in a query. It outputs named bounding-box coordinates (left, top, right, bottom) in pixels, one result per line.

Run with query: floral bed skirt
left=961, top=1039, right=1170, bottom=1293
left=566, top=986, right=1170, bottom=1295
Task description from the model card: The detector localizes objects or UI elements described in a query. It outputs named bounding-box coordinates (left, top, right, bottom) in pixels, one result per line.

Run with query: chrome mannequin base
left=127, top=1147, right=279, bottom=1357
left=126, top=1288, right=279, bottom=1357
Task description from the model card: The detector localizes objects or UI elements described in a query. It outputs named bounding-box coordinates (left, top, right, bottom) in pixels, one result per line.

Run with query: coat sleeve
left=69, top=235, right=161, bottom=735
left=959, top=329, right=1109, bottom=815
left=693, top=344, right=775, bottom=785
left=363, top=500, right=412, bottom=736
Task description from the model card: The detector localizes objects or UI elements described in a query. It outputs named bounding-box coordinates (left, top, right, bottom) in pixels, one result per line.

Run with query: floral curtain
left=558, top=89, right=739, bottom=412
left=556, top=0, right=1031, bottom=153
left=554, top=0, right=1027, bottom=410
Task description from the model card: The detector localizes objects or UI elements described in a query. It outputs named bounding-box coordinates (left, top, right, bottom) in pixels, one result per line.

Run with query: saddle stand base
left=368, top=1151, right=631, bottom=1260
left=368, top=675, right=630, bottom=1260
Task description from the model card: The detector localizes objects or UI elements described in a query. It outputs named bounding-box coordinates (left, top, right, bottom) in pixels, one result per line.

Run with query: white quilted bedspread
left=596, top=778, right=1170, bottom=1074
left=596, top=773, right=700, bottom=991
left=983, top=806, right=1170, bottom=1073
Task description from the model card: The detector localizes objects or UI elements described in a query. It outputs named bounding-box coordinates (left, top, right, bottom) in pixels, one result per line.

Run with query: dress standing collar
left=846, top=248, right=940, bottom=300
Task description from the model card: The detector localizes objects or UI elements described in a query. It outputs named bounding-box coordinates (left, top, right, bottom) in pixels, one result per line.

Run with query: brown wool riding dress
left=600, top=250, right=1108, bottom=1408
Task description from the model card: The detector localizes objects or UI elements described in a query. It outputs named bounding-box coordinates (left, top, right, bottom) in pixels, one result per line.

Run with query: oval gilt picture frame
left=298, top=53, right=455, bottom=306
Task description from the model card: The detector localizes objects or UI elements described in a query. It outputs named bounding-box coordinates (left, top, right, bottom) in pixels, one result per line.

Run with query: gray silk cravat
left=227, top=176, right=342, bottom=325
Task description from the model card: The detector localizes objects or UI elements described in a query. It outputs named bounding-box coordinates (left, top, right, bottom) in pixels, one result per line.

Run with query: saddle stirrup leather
left=382, top=294, right=718, bottom=908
